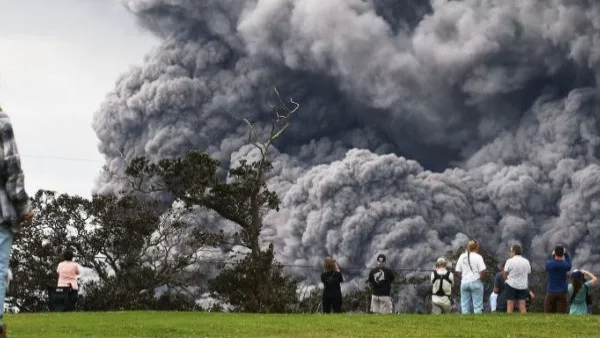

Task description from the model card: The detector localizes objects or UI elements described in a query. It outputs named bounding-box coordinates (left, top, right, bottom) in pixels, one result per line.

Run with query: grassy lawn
left=5, top=312, right=600, bottom=338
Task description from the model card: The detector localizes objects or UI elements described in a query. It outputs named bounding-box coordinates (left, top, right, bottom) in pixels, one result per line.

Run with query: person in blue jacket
left=544, top=245, right=571, bottom=313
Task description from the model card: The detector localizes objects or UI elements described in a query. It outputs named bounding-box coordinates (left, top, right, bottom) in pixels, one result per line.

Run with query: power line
left=21, top=154, right=104, bottom=163
left=82, top=252, right=435, bottom=273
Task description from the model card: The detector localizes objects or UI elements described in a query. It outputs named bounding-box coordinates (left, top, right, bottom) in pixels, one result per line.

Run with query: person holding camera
left=503, top=244, right=531, bottom=313
left=455, top=239, right=487, bottom=314
left=568, top=269, right=597, bottom=315
left=368, top=254, right=395, bottom=314
left=321, top=257, right=344, bottom=313
left=544, top=245, right=571, bottom=313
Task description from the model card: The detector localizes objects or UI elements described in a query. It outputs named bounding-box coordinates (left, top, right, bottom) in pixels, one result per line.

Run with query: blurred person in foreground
left=431, top=257, right=454, bottom=314
left=0, top=106, right=34, bottom=338
left=321, top=257, right=344, bottom=313
left=568, top=269, right=597, bottom=315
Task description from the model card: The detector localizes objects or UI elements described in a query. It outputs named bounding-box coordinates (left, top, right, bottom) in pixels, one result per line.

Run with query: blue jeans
left=0, top=226, right=12, bottom=324
left=460, top=279, right=484, bottom=314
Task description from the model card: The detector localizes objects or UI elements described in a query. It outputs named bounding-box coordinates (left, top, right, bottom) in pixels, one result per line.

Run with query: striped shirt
left=504, top=255, right=531, bottom=290
left=0, top=110, right=30, bottom=228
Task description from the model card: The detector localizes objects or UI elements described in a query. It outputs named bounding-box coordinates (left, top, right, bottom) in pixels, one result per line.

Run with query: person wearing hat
left=568, top=269, right=597, bottom=315
left=367, top=254, right=395, bottom=314
left=431, top=257, right=454, bottom=314
left=544, top=245, right=571, bottom=313
left=455, top=239, right=487, bottom=314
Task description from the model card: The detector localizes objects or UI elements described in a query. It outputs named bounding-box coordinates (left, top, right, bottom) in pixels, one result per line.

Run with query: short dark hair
left=63, top=250, right=74, bottom=261
left=510, top=244, right=522, bottom=255
left=554, top=245, right=564, bottom=257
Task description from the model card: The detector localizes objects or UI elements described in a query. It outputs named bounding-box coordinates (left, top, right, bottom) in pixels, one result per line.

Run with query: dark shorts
left=505, top=284, right=529, bottom=300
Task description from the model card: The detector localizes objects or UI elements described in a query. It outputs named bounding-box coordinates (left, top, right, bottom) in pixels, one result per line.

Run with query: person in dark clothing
left=493, top=263, right=508, bottom=312
left=544, top=245, right=572, bottom=313
left=367, top=254, right=395, bottom=314
left=321, top=257, right=344, bottom=313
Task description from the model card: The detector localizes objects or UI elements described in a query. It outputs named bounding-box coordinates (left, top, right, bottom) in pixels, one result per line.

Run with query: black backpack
left=432, top=270, right=452, bottom=296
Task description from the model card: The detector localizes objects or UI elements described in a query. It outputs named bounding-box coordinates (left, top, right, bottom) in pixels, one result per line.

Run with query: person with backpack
left=321, top=257, right=344, bottom=313
left=568, top=269, right=597, bottom=315
left=455, top=239, right=487, bottom=314
left=431, top=257, right=454, bottom=314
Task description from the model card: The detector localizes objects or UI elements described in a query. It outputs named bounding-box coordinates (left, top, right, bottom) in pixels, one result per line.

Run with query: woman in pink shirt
left=56, top=250, right=79, bottom=310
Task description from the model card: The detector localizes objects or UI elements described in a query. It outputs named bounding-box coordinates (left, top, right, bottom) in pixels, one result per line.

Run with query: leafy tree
left=124, top=89, right=300, bottom=312
left=10, top=190, right=223, bottom=312
left=209, top=244, right=297, bottom=312
left=125, top=90, right=298, bottom=254
left=342, top=286, right=372, bottom=313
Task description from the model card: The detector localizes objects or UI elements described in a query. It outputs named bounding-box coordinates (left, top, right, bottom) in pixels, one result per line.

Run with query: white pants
left=371, top=295, right=393, bottom=314
left=432, top=295, right=452, bottom=314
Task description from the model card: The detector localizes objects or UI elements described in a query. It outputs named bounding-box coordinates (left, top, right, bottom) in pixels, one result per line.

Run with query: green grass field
left=5, top=311, right=600, bottom=338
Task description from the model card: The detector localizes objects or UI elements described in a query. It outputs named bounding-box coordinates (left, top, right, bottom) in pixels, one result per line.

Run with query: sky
left=0, top=0, right=158, bottom=197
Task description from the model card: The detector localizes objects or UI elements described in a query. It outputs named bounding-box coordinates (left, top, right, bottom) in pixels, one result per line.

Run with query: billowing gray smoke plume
left=94, top=0, right=600, bottom=302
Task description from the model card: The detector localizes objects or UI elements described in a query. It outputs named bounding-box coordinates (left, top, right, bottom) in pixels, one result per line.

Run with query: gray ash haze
left=94, top=0, right=600, bottom=302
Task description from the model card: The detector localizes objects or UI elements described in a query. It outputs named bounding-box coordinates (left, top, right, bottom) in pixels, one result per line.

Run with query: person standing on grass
left=455, top=239, right=487, bottom=314
left=503, top=244, right=531, bottom=313
left=321, top=257, right=344, bottom=313
left=568, top=269, right=597, bottom=315
left=368, top=254, right=395, bottom=314
left=0, top=106, right=34, bottom=338
left=493, top=262, right=535, bottom=312
left=491, top=262, right=506, bottom=312
left=430, top=257, right=453, bottom=314
left=57, top=249, right=80, bottom=311
left=544, top=245, right=571, bottom=313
